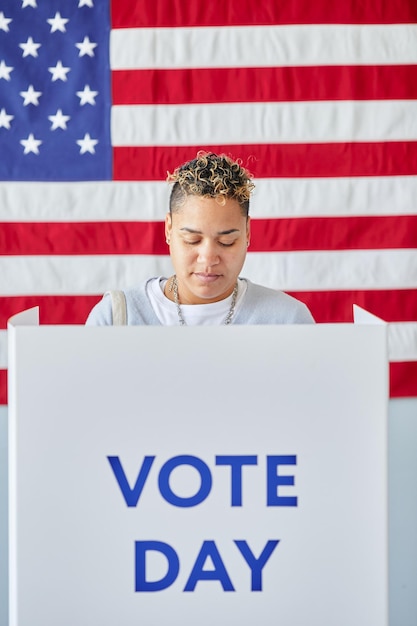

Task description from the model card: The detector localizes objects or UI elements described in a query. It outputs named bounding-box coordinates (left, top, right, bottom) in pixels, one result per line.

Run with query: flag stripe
left=112, top=65, right=417, bottom=105
left=113, top=143, right=417, bottom=180
left=0, top=256, right=174, bottom=295
left=390, top=362, right=417, bottom=398
left=3, top=283, right=417, bottom=404
left=1, top=290, right=416, bottom=327
left=388, top=323, right=417, bottom=362
left=0, top=371, right=6, bottom=406
left=250, top=216, right=417, bottom=252
left=0, top=182, right=169, bottom=222
left=0, top=296, right=100, bottom=327
left=1, top=250, right=416, bottom=295
left=0, top=222, right=166, bottom=255
left=0, top=332, right=6, bottom=368
left=242, top=249, right=417, bottom=291
left=287, top=290, right=417, bottom=324
left=112, top=101, right=417, bottom=146
left=111, top=0, right=417, bottom=28
left=2, top=216, right=417, bottom=255
left=1, top=177, right=416, bottom=221
left=110, top=25, right=417, bottom=70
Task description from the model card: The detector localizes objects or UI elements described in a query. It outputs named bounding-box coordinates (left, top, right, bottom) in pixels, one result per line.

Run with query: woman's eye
left=182, top=239, right=236, bottom=247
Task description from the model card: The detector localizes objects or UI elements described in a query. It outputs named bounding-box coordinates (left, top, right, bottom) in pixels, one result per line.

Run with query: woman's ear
left=165, top=213, right=172, bottom=244
left=246, top=216, right=251, bottom=247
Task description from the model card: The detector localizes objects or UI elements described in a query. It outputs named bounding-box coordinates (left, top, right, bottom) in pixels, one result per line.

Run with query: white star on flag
left=48, top=61, right=71, bottom=82
left=78, top=0, right=94, bottom=7
left=20, top=133, right=42, bottom=155
left=76, top=133, right=98, bottom=154
left=22, top=0, right=37, bottom=7
left=19, top=37, right=42, bottom=58
left=76, top=84, right=98, bottom=105
left=47, top=12, right=69, bottom=33
left=0, top=60, right=13, bottom=81
left=75, top=36, right=97, bottom=57
left=0, top=12, right=12, bottom=32
left=19, top=85, right=42, bottom=106
left=0, top=108, right=14, bottom=129
left=48, top=109, right=71, bottom=130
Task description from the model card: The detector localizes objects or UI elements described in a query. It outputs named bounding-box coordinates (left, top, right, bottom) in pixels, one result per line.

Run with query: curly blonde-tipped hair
left=167, top=151, right=255, bottom=216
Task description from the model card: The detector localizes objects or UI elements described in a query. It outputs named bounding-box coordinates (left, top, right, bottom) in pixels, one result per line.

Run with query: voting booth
left=8, top=309, right=388, bottom=626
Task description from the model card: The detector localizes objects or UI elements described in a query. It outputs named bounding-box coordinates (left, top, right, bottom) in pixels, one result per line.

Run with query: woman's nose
left=197, top=241, right=220, bottom=266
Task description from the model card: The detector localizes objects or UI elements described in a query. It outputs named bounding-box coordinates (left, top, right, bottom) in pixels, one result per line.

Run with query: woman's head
left=167, top=152, right=255, bottom=216
left=164, top=153, right=254, bottom=305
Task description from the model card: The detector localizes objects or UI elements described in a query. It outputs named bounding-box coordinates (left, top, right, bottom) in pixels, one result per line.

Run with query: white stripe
left=112, top=101, right=417, bottom=146
left=0, top=181, right=170, bottom=222
left=1, top=324, right=416, bottom=367
left=242, top=249, right=417, bottom=291
left=1, top=177, right=417, bottom=221
left=251, top=177, right=417, bottom=219
left=110, top=24, right=417, bottom=69
left=0, top=250, right=416, bottom=295
left=0, top=256, right=174, bottom=295
left=388, top=323, right=417, bottom=362
left=0, top=331, right=6, bottom=368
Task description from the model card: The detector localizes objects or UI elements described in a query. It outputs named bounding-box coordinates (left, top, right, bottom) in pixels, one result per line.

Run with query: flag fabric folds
left=1, top=0, right=417, bottom=403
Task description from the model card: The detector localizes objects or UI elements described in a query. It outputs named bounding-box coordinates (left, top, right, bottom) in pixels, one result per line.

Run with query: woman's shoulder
left=238, top=279, right=315, bottom=324
left=85, top=278, right=159, bottom=325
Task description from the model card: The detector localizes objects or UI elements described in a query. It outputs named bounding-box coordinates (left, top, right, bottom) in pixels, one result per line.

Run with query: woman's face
left=165, top=195, right=250, bottom=305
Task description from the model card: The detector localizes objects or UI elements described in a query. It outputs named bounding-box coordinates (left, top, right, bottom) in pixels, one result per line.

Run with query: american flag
left=1, top=0, right=417, bottom=404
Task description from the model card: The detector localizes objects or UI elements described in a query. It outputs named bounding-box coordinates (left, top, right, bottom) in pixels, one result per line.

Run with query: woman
left=86, top=152, right=314, bottom=325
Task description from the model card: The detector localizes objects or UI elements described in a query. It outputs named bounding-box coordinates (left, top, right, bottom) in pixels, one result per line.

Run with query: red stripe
left=2, top=216, right=416, bottom=255
left=250, top=216, right=417, bottom=252
left=1, top=290, right=416, bottom=329
left=111, top=0, right=417, bottom=28
left=2, top=290, right=416, bottom=404
left=1, top=362, right=415, bottom=405
left=0, top=370, right=6, bottom=405
left=0, top=222, right=167, bottom=255
left=390, top=362, right=417, bottom=398
left=112, top=65, right=417, bottom=106
left=286, top=290, right=417, bottom=324
left=0, top=295, right=101, bottom=328
left=113, top=142, right=417, bottom=180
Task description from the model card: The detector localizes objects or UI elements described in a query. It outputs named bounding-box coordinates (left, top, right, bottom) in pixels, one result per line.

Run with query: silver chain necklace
left=170, top=275, right=238, bottom=326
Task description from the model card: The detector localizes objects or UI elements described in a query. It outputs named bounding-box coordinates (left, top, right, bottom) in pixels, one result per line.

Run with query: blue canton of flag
left=0, top=0, right=111, bottom=181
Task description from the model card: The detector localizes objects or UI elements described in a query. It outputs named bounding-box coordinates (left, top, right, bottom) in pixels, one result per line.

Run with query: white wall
left=388, top=398, right=417, bottom=626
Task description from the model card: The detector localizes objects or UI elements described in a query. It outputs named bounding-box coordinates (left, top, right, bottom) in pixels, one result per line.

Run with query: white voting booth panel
left=8, top=310, right=388, bottom=626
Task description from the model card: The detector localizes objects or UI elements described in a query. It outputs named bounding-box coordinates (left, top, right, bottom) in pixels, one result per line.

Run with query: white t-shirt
left=148, top=277, right=247, bottom=326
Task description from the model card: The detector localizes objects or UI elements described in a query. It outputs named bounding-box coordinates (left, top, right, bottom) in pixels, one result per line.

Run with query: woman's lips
left=194, top=273, right=221, bottom=283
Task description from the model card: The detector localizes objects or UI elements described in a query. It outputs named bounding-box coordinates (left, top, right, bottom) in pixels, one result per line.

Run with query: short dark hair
left=167, top=151, right=255, bottom=216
